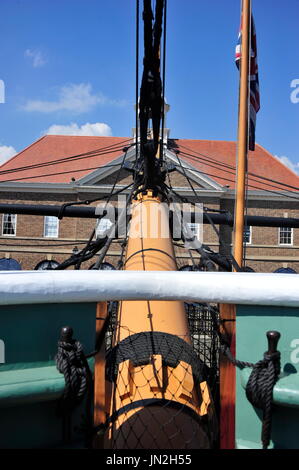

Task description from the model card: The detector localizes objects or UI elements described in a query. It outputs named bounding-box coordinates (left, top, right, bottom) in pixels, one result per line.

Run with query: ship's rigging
left=0, top=0, right=298, bottom=448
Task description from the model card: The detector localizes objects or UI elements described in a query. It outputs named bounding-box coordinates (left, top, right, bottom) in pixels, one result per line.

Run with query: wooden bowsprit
left=103, top=191, right=216, bottom=449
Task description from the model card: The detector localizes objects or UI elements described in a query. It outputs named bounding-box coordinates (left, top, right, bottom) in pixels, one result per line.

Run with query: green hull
left=1, top=301, right=299, bottom=448
left=236, top=305, right=299, bottom=449
left=0, top=302, right=96, bottom=448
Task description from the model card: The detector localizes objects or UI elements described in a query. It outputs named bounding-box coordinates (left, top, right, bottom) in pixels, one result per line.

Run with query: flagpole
left=219, top=0, right=252, bottom=449
left=233, top=0, right=251, bottom=268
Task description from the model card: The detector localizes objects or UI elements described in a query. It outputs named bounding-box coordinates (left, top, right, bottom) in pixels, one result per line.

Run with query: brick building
left=0, top=133, right=298, bottom=272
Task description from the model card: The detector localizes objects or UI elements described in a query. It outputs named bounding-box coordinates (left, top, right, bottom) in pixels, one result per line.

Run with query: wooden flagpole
left=233, top=0, right=251, bottom=267
left=220, top=0, right=251, bottom=449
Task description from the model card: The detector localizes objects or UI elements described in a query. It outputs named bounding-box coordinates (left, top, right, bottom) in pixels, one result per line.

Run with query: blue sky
left=0, top=0, right=298, bottom=173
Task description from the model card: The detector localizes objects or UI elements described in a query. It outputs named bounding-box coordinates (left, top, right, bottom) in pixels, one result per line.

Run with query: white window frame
left=244, top=225, right=252, bottom=245
left=187, top=222, right=201, bottom=241
left=44, top=216, right=59, bottom=238
left=2, top=214, right=17, bottom=237
left=278, top=227, right=293, bottom=246
left=95, top=218, right=113, bottom=239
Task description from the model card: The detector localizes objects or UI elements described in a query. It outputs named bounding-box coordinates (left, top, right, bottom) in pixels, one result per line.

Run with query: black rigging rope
left=174, top=151, right=299, bottom=200
left=0, top=162, right=130, bottom=185
left=92, top=186, right=135, bottom=270
left=243, top=170, right=250, bottom=266
left=168, top=144, right=299, bottom=197
left=124, top=247, right=176, bottom=266
left=74, top=149, right=132, bottom=270
left=172, top=154, right=299, bottom=202
left=170, top=141, right=299, bottom=193
left=165, top=161, right=241, bottom=271
left=159, top=0, right=167, bottom=166
left=138, top=0, right=164, bottom=191
left=135, top=0, right=140, bottom=166
left=0, top=140, right=132, bottom=178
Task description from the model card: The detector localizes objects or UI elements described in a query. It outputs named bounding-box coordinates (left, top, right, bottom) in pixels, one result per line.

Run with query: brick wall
left=0, top=169, right=298, bottom=272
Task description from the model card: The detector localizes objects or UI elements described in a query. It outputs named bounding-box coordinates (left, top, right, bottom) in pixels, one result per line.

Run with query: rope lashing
left=55, top=326, right=91, bottom=413
left=222, top=330, right=281, bottom=450
left=246, top=331, right=281, bottom=450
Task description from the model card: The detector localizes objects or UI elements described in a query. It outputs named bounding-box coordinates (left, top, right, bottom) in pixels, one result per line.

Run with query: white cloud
left=45, top=122, right=112, bottom=137
left=25, top=49, right=47, bottom=68
left=275, top=155, right=299, bottom=175
left=22, top=83, right=126, bottom=114
left=0, top=145, right=17, bottom=165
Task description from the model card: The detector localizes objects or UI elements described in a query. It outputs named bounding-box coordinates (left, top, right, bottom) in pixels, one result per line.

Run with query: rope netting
left=101, top=300, right=220, bottom=449
left=185, top=303, right=220, bottom=405
left=95, top=233, right=221, bottom=449
left=56, top=298, right=280, bottom=449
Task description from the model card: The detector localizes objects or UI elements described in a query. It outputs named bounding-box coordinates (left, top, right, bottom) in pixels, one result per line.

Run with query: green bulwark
left=0, top=303, right=96, bottom=448
left=1, top=301, right=298, bottom=449
left=236, top=305, right=299, bottom=449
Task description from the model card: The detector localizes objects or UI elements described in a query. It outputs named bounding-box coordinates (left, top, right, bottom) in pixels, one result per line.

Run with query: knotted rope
left=221, top=331, right=281, bottom=450
left=55, top=327, right=90, bottom=414
left=246, top=351, right=280, bottom=449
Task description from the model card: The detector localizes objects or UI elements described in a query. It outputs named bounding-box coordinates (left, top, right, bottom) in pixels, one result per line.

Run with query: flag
left=235, top=14, right=260, bottom=151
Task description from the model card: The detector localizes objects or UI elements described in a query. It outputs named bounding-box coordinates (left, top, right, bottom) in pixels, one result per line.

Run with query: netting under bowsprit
left=186, top=302, right=220, bottom=401
left=103, top=315, right=219, bottom=449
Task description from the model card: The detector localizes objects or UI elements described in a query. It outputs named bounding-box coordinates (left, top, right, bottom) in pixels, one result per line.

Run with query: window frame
left=2, top=213, right=17, bottom=237
left=187, top=222, right=201, bottom=241
left=43, top=216, right=59, bottom=238
left=243, top=225, right=252, bottom=245
left=34, top=259, right=59, bottom=270
left=278, top=227, right=293, bottom=246
left=95, top=217, right=113, bottom=239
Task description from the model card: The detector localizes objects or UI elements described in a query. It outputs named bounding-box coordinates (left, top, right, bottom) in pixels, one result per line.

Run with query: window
left=96, top=218, right=113, bottom=238
left=2, top=214, right=16, bottom=236
left=279, top=227, right=293, bottom=245
left=44, top=216, right=59, bottom=238
left=243, top=226, right=252, bottom=244
left=0, top=258, right=21, bottom=270
left=89, top=262, right=115, bottom=270
left=35, top=260, right=59, bottom=270
left=187, top=223, right=200, bottom=240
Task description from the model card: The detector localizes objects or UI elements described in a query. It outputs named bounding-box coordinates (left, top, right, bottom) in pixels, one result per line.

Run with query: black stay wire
left=159, top=0, right=167, bottom=165
left=175, top=148, right=299, bottom=198
left=0, top=163, right=131, bottom=185
left=243, top=171, right=249, bottom=266
left=53, top=183, right=134, bottom=271
left=169, top=153, right=241, bottom=271
left=169, top=155, right=299, bottom=203
left=0, top=139, right=132, bottom=177
left=74, top=150, right=132, bottom=270
left=0, top=141, right=135, bottom=184
left=135, top=0, right=139, bottom=164
left=170, top=142, right=299, bottom=193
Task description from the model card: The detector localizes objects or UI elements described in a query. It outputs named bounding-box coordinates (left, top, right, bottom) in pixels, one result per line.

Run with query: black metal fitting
left=60, top=326, right=74, bottom=342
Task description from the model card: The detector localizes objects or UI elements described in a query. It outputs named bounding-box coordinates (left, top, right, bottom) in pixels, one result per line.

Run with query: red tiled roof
left=0, top=135, right=298, bottom=192
left=171, top=139, right=299, bottom=191
left=0, top=135, right=130, bottom=184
